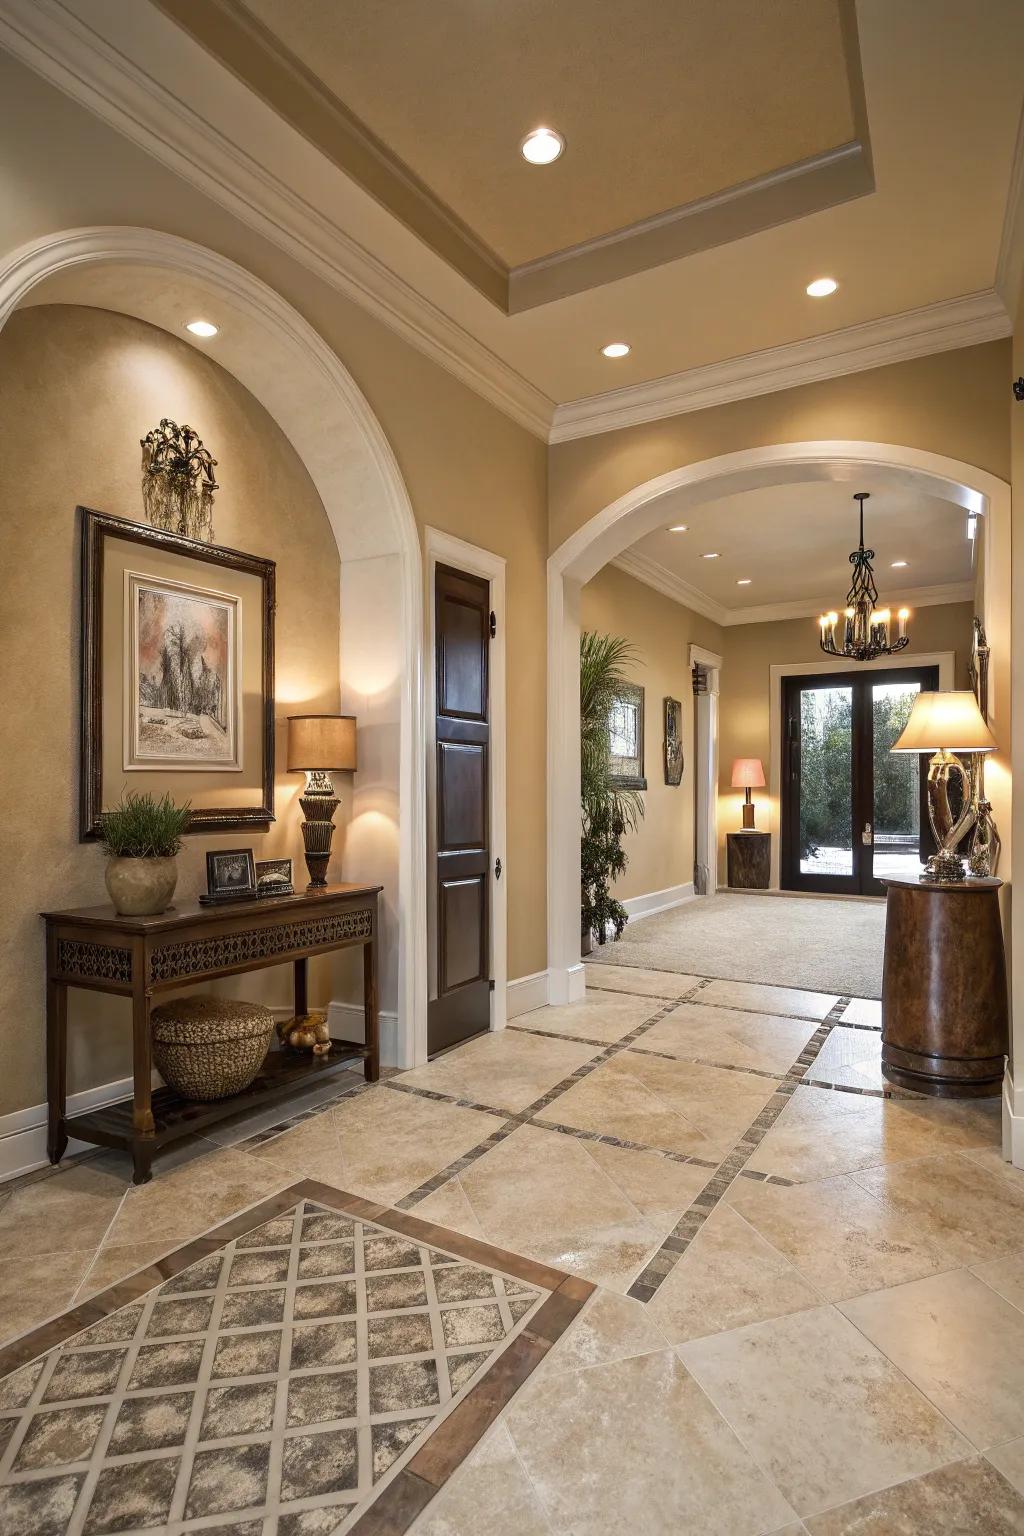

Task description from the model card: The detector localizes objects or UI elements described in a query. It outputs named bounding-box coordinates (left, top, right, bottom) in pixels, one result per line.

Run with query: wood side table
left=727, top=831, right=770, bottom=889
left=880, top=876, right=1008, bottom=1097
left=43, top=882, right=381, bottom=1182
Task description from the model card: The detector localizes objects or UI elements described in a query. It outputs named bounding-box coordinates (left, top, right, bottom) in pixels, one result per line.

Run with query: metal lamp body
left=924, top=749, right=980, bottom=883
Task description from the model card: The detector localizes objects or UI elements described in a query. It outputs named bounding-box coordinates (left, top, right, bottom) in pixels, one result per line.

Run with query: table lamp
left=287, top=715, right=357, bottom=888
left=731, top=758, right=766, bottom=829
left=891, top=690, right=997, bottom=882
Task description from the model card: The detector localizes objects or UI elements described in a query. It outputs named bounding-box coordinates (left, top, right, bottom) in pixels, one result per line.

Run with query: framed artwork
left=256, top=857, right=295, bottom=897
left=608, top=682, right=647, bottom=790
left=203, top=847, right=257, bottom=904
left=81, top=507, right=275, bottom=839
left=664, top=696, right=684, bottom=786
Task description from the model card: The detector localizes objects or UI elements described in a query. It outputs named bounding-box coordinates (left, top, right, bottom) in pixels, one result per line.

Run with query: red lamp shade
left=731, top=758, right=766, bottom=790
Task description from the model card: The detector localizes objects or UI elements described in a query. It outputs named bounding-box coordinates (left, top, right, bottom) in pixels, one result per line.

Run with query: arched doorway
left=0, top=226, right=428, bottom=1065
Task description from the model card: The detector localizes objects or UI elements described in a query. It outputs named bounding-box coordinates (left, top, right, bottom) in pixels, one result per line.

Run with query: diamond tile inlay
left=0, top=1199, right=548, bottom=1534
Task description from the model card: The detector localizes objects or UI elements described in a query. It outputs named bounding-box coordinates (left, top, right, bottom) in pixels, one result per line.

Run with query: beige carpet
left=590, top=893, right=885, bottom=998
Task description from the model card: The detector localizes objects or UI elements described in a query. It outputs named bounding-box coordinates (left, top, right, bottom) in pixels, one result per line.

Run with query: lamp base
left=924, top=848, right=966, bottom=883
left=299, top=775, right=338, bottom=889
left=741, top=803, right=756, bottom=830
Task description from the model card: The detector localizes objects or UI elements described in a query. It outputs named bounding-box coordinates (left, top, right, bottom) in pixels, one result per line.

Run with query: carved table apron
left=43, top=883, right=381, bottom=1182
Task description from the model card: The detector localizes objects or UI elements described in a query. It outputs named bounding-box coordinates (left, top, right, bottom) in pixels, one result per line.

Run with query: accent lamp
left=287, top=715, right=357, bottom=889
left=891, top=691, right=997, bottom=882
left=731, top=758, right=766, bottom=829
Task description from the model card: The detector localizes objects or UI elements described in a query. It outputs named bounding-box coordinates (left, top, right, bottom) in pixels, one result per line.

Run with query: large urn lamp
left=891, top=691, right=997, bottom=883
left=731, top=758, right=766, bottom=829
left=287, top=714, right=357, bottom=889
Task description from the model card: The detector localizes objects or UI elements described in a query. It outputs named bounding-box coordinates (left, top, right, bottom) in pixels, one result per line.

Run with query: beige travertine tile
left=580, top=1138, right=710, bottom=1226
left=544, top=1052, right=775, bottom=1159
left=852, top=1152, right=1024, bottom=1265
left=972, top=1251, right=1024, bottom=1313
left=330, top=1087, right=499, bottom=1205
left=698, top=979, right=839, bottom=1020
left=101, top=1146, right=289, bottom=1249
left=398, top=1029, right=600, bottom=1113
left=804, top=1027, right=884, bottom=1092
left=75, top=1241, right=182, bottom=1301
left=987, top=1437, right=1024, bottom=1497
left=730, top=1173, right=954, bottom=1300
left=0, top=1160, right=126, bottom=1259
left=643, top=1001, right=817, bottom=1074
left=803, top=1456, right=1024, bottom=1535
left=456, top=1124, right=664, bottom=1292
left=648, top=1205, right=822, bottom=1344
left=583, top=963, right=701, bottom=999
left=508, top=1348, right=797, bottom=1536
left=413, top=1422, right=554, bottom=1536
left=413, top=1178, right=487, bottom=1241
left=679, top=1305, right=970, bottom=1517
left=515, top=992, right=661, bottom=1043
left=0, top=1249, right=97, bottom=1346
left=245, top=1108, right=347, bottom=1187
left=546, top=1287, right=668, bottom=1374
left=840, top=1269, right=1024, bottom=1450
left=840, top=997, right=882, bottom=1029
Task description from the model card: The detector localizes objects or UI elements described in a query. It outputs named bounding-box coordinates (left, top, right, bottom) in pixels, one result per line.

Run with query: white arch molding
left=547, top=440, right=1017, bottom=1153
left=0, top=226, right=428, bottom=1066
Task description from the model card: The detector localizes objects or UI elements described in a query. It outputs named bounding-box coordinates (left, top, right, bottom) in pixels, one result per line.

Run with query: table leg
left=363, top=934, right=380, bottom=1082
left=131, top=950, right=156, bottom=1182
left=46, top=973, right=68, bottom=1166
left=294, top=956, right=309, bottom=1019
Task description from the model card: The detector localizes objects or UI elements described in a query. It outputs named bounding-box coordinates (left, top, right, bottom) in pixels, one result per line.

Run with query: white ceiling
left=622, top=475, right=975, bottom=620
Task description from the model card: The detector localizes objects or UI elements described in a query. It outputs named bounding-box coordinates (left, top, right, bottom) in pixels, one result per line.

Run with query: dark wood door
left=781, top=665, right=938, bottom=896
left=429, top=564, right=492, bottom=1055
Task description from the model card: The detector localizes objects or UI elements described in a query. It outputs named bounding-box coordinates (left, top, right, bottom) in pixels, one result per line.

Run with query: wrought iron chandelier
left=818, top=491, right=910, bottom=661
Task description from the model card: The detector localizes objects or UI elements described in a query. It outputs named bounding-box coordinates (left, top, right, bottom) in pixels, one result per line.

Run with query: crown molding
left=996, top=99, right=1024, bottom=311
left=611, top=549, right=975, bottom=628
left=550, top=289, right=1012, bottom=444
left=0, top=0, right=555, bottom=439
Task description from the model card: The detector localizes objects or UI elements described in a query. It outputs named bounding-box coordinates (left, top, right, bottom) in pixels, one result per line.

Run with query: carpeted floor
left=590, top=893, right=886, bottom=998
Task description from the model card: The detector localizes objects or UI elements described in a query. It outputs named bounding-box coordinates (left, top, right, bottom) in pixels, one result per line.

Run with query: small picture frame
left=200, top=847, right=258, bottom=905
left=256, top=857, right=295, bottom=898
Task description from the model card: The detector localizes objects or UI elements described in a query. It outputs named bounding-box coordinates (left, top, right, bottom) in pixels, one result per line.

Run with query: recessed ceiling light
left=702, top=552, right=720, bottom=560
left=186, top=319, right=218, bottom=337
left=668, top=524, right=689, bottom=532
left=891, top=560, right=908, bottom=568
left=520, top=127, right=564, bottom=165
left=806, top=277, right=838, bottom=298
left=736, top=578, right=752, bottom=585
left=601, top=342, right=630, bottom=359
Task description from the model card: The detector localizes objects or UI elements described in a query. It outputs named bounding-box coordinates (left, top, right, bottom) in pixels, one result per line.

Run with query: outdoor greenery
left=799, top=685, right=919, bottom=856
left=580, top=631, right=644, bottom=943
left=100, top=790, right=192, bottom=859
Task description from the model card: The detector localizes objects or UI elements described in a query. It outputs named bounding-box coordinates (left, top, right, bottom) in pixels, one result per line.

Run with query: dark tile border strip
left=626, top=995, right=852, bottom=1302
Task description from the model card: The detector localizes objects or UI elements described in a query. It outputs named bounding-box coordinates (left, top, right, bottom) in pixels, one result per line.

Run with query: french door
left=781, top=666, right=938, bottom=895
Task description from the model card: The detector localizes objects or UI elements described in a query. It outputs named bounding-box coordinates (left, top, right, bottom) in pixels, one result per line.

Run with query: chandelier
left=818, top=491, right=910, bottom=661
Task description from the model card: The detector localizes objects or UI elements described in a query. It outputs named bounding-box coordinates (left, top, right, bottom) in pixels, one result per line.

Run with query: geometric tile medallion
left=0, top=1182, right=590, bottom=1536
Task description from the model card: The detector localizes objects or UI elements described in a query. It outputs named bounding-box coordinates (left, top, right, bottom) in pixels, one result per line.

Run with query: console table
left=727, top=831, right=770, bottom=889
left=43, top=882, right=381, bottom=1183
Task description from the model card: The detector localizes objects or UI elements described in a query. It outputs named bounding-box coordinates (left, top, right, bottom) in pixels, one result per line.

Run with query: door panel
left=429, top=564, right=491, bottom=1056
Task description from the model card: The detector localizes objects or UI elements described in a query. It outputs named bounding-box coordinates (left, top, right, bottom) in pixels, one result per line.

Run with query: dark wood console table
left=727, top=831, right=770, bottom=889
left=880, top=875, right=1008, bottom=1097
left=43, top=882, right=381, bottom=1183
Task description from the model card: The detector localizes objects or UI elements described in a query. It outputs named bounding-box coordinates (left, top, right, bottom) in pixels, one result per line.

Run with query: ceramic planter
left=105, top=855, right=178, bottom=916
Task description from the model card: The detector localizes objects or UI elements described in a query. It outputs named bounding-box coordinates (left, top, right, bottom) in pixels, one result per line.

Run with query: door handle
left=494, top=857, right=502, bottom=880
left=861, top=823, right=873, bottom=846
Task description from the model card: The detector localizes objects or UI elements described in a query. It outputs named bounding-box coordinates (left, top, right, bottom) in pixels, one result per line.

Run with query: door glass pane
left=799, top=685, right=853, bottom=876
left=872, top=681, right=924, bottom=880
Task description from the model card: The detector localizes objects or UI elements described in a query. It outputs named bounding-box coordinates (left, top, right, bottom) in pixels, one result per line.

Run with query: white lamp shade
left=891, top=691, right=997, bottom=754
left=731, top=757, right=766, bottom=789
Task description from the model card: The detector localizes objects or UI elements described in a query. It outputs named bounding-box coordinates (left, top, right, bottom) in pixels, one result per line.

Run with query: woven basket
left=151, top=997, right=275, bottom=1101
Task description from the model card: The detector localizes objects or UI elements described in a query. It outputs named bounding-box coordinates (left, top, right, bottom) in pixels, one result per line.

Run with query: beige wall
left=717, top=602, right=976, bottom=863
left=580, top=565, right=722, bottom=901
left=549, top=342, right=1011, bottom=553
left=0, top=304, right=342, bottom=1116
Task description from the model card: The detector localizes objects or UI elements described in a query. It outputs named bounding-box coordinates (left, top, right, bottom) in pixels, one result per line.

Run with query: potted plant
left=101, top=791, right=191, bottom=915
left=580, top=631, right=644, bottom=949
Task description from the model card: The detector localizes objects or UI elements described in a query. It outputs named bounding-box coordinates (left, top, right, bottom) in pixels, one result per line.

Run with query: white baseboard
left=1003, top=1066, right=1024, bottom=1167
left=622, top=882, right=696, bottom=920
left=507, top=970, right=550, bottom=1018
left=0, top=1073, right=144, bottom=1184
left=547, top=963, right=586, bottom=1006
left=327, top=1001, right=403, bottom=1069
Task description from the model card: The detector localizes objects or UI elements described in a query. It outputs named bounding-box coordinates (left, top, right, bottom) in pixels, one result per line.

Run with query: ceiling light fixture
left=891, top=560, right=908, bottom=568
left=601, top=342, right=630, bottom=358
left=520, top=127, right=564, bottom=165
left=806, top=277, right=838, bottom=298
left=702, top=552, right=720, bottom=560
left=669, top=524, right=688, bottom=533
left=819, top=492, right=910, bottom=660
left=736, top=578, right=752, bottom=586
left=186, top=320, right=218, bottom=338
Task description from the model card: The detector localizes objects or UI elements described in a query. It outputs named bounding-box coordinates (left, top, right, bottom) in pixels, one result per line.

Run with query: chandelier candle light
left=819, top=492, right=910, bottom=661
left=287, top=715, right=357, bottom=889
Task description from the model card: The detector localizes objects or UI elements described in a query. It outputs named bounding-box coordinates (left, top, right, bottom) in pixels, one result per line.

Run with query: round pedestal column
left=881, top=876, right=1008, bottom=1097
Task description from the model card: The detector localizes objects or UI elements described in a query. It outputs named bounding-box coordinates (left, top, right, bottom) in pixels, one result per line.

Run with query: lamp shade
left=287, top=714, right=357, bottom=772
left=731, top=757, right=766, bottom=789
left=891, top=691, right=997, bottom=754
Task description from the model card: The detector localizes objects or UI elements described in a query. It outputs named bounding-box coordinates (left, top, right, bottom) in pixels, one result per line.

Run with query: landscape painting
left=126, top=572, right=240, bottom=770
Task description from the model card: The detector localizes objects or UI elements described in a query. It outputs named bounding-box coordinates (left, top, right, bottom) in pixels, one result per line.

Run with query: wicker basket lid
left=151, top=996, right=275, bottom=1045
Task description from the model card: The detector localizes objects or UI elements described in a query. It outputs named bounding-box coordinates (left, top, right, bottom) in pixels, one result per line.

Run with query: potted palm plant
left=580, top=631, right=644, bottom=949
left=101, top=791, right=191, bottom=915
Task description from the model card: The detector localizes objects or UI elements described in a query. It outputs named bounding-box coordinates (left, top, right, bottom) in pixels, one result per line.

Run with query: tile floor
left=2, top=963, right=1024, bottom=1533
